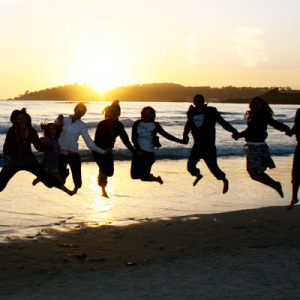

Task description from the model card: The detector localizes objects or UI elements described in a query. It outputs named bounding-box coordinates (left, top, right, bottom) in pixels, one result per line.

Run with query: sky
left=0, top=0, right=300, bottom=99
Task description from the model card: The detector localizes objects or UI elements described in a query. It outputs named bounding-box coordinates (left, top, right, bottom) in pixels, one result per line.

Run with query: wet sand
left=1, top=205, right=300, bottom=298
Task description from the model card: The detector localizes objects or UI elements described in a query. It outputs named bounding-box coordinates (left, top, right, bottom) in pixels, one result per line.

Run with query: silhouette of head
left=193, top=94, right=205, bottom=110
left=10, top=108, right=32, bottom=128
left=141, top=106, right=156, bottom=122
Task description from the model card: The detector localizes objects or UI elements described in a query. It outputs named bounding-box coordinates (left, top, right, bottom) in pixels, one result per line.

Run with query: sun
left=70, top=49, right=132, bottom=92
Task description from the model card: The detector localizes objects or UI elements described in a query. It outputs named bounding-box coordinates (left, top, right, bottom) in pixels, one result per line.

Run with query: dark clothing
left=187, top=145, right=225, bottom=180
left=292, top=109, right=300, bottom=184
left=93, top=152, right=114, bottom=177
left=58, top=153, right=81, bottom=189
left=292, top=143, right=300, bottom=185
left=0, top=126, right=61, bottom=192
left=238, top=113, right=289, bottom=142
left=3, top=126, right=53, bottom=159
left=131, top=120, right=182, bottom=180
left=291, top=109, right=300, bottom=142
left=40, top=137, right=59, bottom=170
left=131, top=151, right=155, bottom=180
left=183, top=105, right=237, bottom=180
left=183, top=105, right=237, bottom=148
left=94, top=119, right=135, bottom=153
left=0, top=154, right=62, bottom=191
left=93, top=119, right=134, bottom=187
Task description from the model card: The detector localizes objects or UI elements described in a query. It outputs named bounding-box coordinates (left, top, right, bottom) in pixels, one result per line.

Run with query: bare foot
left=102, top=188, right=109, bottom=198
left=157, top=176, right=164, bottom=184
left=287, top=198, right=298, bottom=211
left=222, top=179, right=229, bottom=194
left=275, top=182, right=284, bottom=198
left=32, top=178, right=40, bottom=186
left=193, top=174, right=203, bottom=186
left=68, top=189, right=77, bottom=196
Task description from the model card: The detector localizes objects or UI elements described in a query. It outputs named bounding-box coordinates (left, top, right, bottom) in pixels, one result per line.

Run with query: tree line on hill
left=10, top=83, right=300, bottom=104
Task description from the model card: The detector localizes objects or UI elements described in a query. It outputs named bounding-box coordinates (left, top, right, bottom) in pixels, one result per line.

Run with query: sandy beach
left=1, top=205, right=300, bottom=299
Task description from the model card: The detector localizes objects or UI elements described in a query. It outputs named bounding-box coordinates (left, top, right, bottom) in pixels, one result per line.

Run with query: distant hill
left=10, top=83, right=300, bottom=104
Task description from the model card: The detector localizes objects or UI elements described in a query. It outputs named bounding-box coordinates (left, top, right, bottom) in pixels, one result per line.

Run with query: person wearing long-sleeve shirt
left=131, top=106, right=185, bottom=184
left=287, top=108, right=300, bottom=210
left=55, top=102, right=105, bottom=194
left=234, top=96, right=290, bottom=198
left=93, top=100, right=134, bottom=198
left=0, top=108, right=74, bottom=196
left=183, top=94, right=238, bottom=193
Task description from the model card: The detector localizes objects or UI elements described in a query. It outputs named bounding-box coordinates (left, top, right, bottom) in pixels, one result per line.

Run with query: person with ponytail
left=93, top=100, right=135, bottom=198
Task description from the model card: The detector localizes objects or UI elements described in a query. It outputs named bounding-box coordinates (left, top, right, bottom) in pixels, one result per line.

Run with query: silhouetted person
left=287, top=108, right=300, bottom=210
left=183, top=94, right=238, bottom=193
left=32, top=122, right=64, bottom=186
left=93, top=100, right=135, bottom=198
left=55, top=102, right=105, bottom=194
left=0, top=108, right=74, bottom=195
left=233, top=96, right=290, bottom=198
left=131, top=106, right=186, bottom=184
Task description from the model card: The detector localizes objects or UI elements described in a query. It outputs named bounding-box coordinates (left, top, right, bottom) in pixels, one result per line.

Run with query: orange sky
left=0, top=0, right=300, bottom=99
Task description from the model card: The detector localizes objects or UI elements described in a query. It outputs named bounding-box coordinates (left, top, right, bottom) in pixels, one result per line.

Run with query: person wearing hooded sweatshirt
left=183, top=94, right=238, bottom=194
left=93, top=100, right=135, bottom=198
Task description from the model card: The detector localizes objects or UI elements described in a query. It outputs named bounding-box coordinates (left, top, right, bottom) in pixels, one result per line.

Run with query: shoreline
left=1, top=205, right=300, bottom=296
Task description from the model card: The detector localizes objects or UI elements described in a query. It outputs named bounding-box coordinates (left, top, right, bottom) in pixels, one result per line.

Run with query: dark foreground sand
left=1, top=205, right=300, bottom=298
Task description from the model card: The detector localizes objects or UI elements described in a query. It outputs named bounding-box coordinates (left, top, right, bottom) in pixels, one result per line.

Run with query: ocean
left=0, top=100, right=298, bottom=240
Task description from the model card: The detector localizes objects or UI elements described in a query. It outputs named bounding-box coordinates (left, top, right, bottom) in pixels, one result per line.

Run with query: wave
left=32, top=146, right=294, bottom=162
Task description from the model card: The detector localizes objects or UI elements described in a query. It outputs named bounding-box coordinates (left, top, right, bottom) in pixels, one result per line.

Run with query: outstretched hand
left=182, top=137, right=189, bottom=144
left=232, top=131, right=239, bottom=141
left=285, top=128, right=293, bottom=137
left=105, top=148, right=112, bottom=155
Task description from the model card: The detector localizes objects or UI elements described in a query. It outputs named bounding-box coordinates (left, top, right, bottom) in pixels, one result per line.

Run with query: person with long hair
left=93, top=100, right=135, bottom=198
left=0, top=108, right=74, bottom=195
left=131, top=106, right=186, bottom=184
left=287, top=108, right=300, bottom=210
left=183, top=94, right=238, bottom=193
left=55, top=102, right=105, bottom=194
left=233, top=96, right=290, bottom=197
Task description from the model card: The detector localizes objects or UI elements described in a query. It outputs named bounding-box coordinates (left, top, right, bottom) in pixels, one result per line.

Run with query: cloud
left=234, top=26, right=269, bottom=68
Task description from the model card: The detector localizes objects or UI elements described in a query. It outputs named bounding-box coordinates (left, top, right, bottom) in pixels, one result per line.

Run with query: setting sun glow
left=70, top=49, right=132, bottom=92
left=0, top=0, right=299, bottom=99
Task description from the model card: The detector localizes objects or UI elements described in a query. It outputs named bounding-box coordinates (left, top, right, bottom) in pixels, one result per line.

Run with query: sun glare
left=71, top=49, right=132, bottom=92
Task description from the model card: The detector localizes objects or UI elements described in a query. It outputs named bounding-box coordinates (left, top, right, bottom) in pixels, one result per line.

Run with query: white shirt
left=56, top=116, right=104, bottom=154
left=137, top=121, right=156, bottom=152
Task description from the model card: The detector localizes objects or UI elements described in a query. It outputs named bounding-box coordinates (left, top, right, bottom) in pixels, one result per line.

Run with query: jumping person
left=287, top=108, right=300, bottom=210
left=183, top=94, right=238, bottom=193
left=233, top=96, right=290, bottom=198
left=32, top=122, right=64, bottom=186
left=55, top=102, right=105, bottom=194
left=131, top=106, right=186, bottom=184
left=93, top=100, right=135, bottom=198
left=0, top=108, right=74, bottom=195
